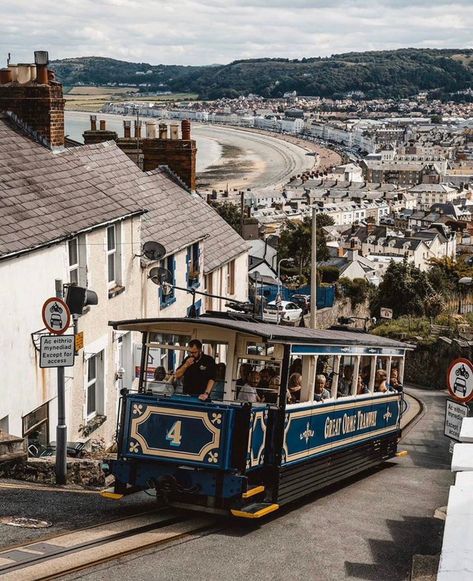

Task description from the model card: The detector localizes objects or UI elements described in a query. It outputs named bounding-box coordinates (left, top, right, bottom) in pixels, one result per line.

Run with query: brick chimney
left=0, top=50, right=65, bottom=149
left=141, top=119, right=197, bottom=191
left=83, top=116, right=118, bottom=145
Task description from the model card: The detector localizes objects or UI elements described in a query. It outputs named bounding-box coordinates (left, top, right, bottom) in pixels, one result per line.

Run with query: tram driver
left=175, top=339, right=217, bottom=401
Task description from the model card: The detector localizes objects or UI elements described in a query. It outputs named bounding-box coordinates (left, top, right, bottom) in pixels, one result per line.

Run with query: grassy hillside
left=51, top=49, right=473, bottom=100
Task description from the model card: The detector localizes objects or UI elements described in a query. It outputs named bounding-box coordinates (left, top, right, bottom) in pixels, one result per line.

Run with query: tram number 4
left=166, top=421, right=182, bottom=447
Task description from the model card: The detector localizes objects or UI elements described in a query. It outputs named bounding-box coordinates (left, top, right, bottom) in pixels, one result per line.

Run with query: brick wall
left=0, top=82, right=65, bottom=148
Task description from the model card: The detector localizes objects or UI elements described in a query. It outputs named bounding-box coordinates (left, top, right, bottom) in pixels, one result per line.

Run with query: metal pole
left=240, top=191, right=244, bottom=236
left=310, top=207, right=317, bottom=329
left=55, top=279, right=67, bottom=485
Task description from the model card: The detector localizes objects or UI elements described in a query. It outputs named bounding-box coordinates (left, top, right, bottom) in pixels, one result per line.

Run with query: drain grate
left=0, top=516, right=52, bottom=528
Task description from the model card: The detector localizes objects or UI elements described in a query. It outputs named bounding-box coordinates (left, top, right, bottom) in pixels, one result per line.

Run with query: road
left=50, top=387, right=450, bottom=581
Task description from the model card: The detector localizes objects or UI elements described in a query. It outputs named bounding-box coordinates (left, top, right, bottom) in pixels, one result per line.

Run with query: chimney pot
left=170, top=123, right=179, bottom=140
left=36, top=64, right=48, bottom=84
left=123, top=120, right=131, bottom=138
left=99, top=119, right=106, bottom=131
left=0, top=68, right=12, bottom=84
left=17, top=63, right=32, bottom=84
left=145, top=121, right=156, bottom=139
left=47, top=70, right=56, bottom=82
left=34, top=51, right=49, bottom=66
left=8, top=64, right=18, bottom=82
left=159, top=123, right=168, bottom=139
left=29, top=64, right=37, bottom=82
left=134, top=120, right=142, bottom=139
left=90, top=115, right=97, bottom=131
left=181, top=119, right=191, bottom=140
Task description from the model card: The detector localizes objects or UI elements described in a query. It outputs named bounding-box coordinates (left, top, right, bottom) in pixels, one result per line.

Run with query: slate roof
left=0, top=116, right=145, bottom=259
left=0, top=116, right=248, bottom=272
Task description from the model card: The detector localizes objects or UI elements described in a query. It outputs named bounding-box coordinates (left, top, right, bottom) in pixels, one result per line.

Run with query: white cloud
left=0, top=0, right=471, bottom=65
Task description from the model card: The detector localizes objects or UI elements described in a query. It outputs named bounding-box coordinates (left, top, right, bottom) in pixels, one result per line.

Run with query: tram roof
left=110, top=316, right=411, bottom=351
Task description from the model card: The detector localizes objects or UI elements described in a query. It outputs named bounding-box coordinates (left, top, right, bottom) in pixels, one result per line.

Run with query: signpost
left=447, top=358, right=473, bottom=403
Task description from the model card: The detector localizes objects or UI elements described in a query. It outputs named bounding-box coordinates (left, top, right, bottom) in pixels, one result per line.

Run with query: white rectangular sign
left=380, top=307, right=393, bottom=319
left=445, top=399, right=469, bottom=442
left=40, top=335, right=75, bottom=368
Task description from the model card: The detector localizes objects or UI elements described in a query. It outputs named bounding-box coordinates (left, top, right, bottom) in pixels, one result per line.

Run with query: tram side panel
left=275, top=394, right=401, bottom=505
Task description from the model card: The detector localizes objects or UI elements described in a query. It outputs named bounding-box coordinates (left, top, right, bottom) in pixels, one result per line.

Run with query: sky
left=1, top=0, right=472, bottom=66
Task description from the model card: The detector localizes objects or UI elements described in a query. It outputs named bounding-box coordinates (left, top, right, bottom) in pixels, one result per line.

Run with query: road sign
left=40, top=335, right=75, bottom=368
left=447, top=358, right=473, bottom=403
left=75, top=331, right=84, bottom=351
left=444, top=399, right=469, bottom=441
left=41, top=297, right=71, bottom=335
left=380, top=307, right=393, bottom=319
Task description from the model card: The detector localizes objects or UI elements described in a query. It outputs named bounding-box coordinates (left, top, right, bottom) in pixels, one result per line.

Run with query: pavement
left=0, top=387, right=451, bottom=580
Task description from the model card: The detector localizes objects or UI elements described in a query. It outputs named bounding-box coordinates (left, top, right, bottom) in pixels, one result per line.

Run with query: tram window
left=234, top=358, right=281, bottom=405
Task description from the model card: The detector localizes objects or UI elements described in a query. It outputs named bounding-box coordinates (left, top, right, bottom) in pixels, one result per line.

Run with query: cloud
left=0, top=0, right=471, bottom=65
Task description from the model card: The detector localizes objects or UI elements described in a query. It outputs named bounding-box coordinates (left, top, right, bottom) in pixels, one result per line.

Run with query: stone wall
left=0, top=457, right=105, bottom=488
left=305, top=297, right=371, bottom=330
left=405, top=337, right=473, bottom=389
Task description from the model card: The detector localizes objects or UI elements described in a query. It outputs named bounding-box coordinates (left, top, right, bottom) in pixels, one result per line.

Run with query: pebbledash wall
left=0, top=216, right=142, bottom=446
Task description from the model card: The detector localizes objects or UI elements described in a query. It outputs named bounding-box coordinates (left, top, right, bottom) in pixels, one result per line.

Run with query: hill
left=51, top=49, right=473, bottom=100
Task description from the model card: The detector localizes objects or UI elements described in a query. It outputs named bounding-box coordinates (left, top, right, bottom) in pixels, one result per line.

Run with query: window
left=187, top=242, right=200, bottom=287
left=227, top=260, right=235, bottom=295
left=86, top=352, right=104, bottom=418
left=206, top=273, right=213, bottom=311
left=68, top=239, right=79, bottom=285
left=159, top=255, right=176, bottom=308
left=107, top=224, right=122, bottom=288
left=68, top=235, right=87, bottom=286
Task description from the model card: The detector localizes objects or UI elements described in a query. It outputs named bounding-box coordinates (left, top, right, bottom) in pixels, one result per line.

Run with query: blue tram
left=103, top=315, right=410, bottom=519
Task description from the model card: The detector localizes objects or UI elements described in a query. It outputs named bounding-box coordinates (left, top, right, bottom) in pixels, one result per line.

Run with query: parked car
left=263, top=301, right=303, bottom=325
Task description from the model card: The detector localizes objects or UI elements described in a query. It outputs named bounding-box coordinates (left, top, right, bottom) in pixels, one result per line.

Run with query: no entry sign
left=447, top=358, right=473, bottom=403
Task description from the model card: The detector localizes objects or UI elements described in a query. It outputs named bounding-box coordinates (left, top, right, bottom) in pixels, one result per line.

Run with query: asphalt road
left=59, top=387, right=452, bottom=581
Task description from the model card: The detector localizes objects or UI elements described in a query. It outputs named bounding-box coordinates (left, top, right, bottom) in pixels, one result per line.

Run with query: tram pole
left=310, top=207, right=317, bottom=329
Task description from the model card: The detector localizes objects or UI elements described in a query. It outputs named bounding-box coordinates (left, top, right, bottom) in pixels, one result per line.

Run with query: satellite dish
left=149, top=267, right=172, bottom=286
left=142, top=241, right=166, bottom=262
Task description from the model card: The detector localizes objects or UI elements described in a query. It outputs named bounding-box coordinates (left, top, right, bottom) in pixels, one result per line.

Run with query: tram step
left=242, top=485, right=265, bottom=499
left=231, top=502, right=279, bottom=519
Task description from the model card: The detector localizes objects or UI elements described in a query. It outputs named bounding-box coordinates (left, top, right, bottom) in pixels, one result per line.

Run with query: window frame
left=107, top=225, right=117, bottom=286
left=86, top=351, right=104, bottom=420
left=68, top=238, right=79, bottom=285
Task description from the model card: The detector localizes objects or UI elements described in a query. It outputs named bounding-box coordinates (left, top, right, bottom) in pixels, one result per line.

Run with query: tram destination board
left=40, top=335, right=75, bottom=368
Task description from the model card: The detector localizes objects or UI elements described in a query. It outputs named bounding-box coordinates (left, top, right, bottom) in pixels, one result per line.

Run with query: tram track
left=0, top=508, right=214, bottom=580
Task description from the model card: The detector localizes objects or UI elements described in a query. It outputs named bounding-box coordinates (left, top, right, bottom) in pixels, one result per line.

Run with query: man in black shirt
left=175, top=339, right=217, bottom=401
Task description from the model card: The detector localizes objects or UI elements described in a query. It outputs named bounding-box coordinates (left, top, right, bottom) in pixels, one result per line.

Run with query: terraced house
left=0, top=53, right=248, bottom=451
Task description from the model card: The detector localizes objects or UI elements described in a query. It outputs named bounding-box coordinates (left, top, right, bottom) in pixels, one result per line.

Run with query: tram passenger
left=374, top=369, right=388, bottom=393
left=212, top=363, right=226, bottom=401
left=258, top=367, right=272, bottom=400
left=338, top=365, right=353, bottom=397
left=389, top=368, right=402, bottom=392
left=154, top=366, right=167, bottom=381
left=290, top=358, right=303, bottom=375
left=236, top=363, right=252, bottom=398
left=174, top=339, right=217, bottom=401
left=288, top=373, right=302, bottom=403
left=237, top=370, right=261, bottom=403
left=265, top=376, right=280, bottom=404
left=356, top=375, right=370, bottom=395
left=314, top=375, right=330, bottom=402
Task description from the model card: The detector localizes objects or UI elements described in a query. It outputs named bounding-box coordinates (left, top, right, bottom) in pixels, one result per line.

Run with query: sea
left=64, top=111, right=223, bottom=173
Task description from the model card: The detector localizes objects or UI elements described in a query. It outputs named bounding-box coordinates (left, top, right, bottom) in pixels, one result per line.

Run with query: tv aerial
left=141, top=241, right=166, bottom=262
left=149, top=267, right=173, bottom=295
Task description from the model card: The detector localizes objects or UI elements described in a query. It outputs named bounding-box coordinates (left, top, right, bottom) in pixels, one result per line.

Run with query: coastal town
left=0, top=10, right=473, bottom=578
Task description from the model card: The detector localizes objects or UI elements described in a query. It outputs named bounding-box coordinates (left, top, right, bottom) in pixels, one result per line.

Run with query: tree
left=278, top=214, right=333, bottom=281
left=339, top=277, right=372, bottom=308
left=210, top=202, right=242, bottom=234
left=370, top=259, right=435, bottom=318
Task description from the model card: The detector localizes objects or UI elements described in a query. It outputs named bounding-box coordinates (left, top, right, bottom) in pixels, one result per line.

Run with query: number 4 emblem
left=166, top=421, right=182, bottom=447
